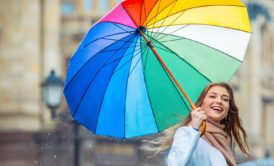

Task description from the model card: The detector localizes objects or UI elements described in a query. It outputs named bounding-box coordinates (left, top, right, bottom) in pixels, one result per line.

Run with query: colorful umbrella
left=64, top=0, right=251, bottom=139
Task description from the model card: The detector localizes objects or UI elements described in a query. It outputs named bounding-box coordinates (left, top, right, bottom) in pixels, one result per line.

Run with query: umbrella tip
left=138, top=26, right=147, bottom=33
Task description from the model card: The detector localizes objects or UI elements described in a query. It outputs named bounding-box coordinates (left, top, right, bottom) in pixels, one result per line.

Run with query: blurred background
left=0, top=0, right=274, bottom=165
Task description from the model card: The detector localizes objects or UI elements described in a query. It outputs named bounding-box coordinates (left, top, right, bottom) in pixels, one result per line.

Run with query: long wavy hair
left=144, top=82, right=249, bottom=156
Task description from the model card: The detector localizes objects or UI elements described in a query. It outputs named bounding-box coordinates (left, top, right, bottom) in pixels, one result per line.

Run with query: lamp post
left=41, top=70, right=81, bottom=166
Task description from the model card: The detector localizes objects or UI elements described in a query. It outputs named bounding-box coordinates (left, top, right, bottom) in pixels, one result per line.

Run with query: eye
left=209, top=95, right=216, bottom=98
left=222, top=97, right=229, bottom=102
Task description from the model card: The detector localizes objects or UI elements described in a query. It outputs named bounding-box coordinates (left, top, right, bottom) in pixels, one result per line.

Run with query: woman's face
left=201, top=85, right=230, bottom=123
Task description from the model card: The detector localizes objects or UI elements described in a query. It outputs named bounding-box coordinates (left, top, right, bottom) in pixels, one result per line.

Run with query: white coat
left=168, top=126, right=228, bottom=166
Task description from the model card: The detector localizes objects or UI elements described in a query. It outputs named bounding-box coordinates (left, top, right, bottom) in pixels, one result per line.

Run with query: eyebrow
left=208, top=92, right=229, bottom=98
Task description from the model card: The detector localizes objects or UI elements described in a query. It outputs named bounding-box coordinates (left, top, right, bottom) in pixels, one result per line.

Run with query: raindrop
left=53, top=155, right=57, bottom=158
left=88, top=143, right=93, bottom=148
left=33, top=160, right=38, bottom=164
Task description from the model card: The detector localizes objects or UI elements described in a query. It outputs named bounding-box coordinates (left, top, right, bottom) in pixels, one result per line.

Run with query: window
left=83, top=0, right=92, bottom=12
left=100, top=0, right=108, bottom=12
left=61, top=2, right=75, bottom=15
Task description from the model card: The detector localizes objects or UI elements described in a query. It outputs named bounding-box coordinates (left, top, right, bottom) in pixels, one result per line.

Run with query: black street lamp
left=41, top=69, right=64, bottom=118
left=41, top=69, right=80, bottom=166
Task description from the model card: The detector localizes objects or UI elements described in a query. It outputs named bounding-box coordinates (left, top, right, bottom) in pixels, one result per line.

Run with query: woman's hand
left=190, top=107, right=207, bottom=129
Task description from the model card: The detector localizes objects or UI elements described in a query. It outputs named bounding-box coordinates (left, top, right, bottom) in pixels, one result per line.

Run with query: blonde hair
left=143, top=82, right=249, bottom=156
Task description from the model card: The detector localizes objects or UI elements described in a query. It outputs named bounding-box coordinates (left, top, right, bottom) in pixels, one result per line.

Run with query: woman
left=150, top=82, right=249, bottom=166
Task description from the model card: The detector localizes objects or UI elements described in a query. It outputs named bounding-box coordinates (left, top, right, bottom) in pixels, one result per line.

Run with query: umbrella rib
left=101, top=45, right=153, bottom=137
left=143, top=0, right=166, bottom=27
left=148, top=39, right=213, bottom=84
left=123, top=41, right=150, bottom=138
left=139, top=30, right=196, bottom=131
left=150, top=24, right=189, bottom=42
left=104, top=47, right=142, bottom=66
left=151, top=43, right=241, bottom=84
left=147, top=33, right=214, bottom=84
left=99, top=41, right=141, bottom=53
left=157, top=38, right=182, bottom=43
left=151, top=45, right=174, bottom=55
left=64, top=32, right=137, bottom=94
left=74, top=38, right=139, bottom=59
left=99, top=21, right=137, bottom=29
left=139, top=0, right=144, bottom=27
left=141, top=0, right=151, bottom=27
left=106, top=44, right=144, bottom=75
left=150, top=1, right=181, bottom=39
left=88, top=35, right=139, bottom=134
left=98, top=40, right=149, bottom=55
left=100, top=37, right=138, bottom=43
left=73, top=31, right=135, bottom=57
left=68, top=42, right=139, bottom=78
left=141, top=48, right=161, bottom=133
left=141, top=44, right=189, bottom=132
left=95, top=37, right=140, bottom=138
left=97, top=39, right=141, bottom=53
left=143, top=0, right=178, bottom=27
left=140, top=29, right=197, bottom=114
left=112, top=23, right=137, bottom=35
left=152, top=52, right=204, bottom=109
left=81, top=23, right=136, bottom=50
left=150, top=31, right=245, bottom=62
left=142, top=43, right=150, bottom=73
left=145, top=4, right=247, bottom=27
left=127, top=44, right=149, bottom=77
left=150, top=23, right=251, bottom=40
left=147, top=0, right=163, bottom=39
left=152, top=11, right=186, bottom=40
left=83, top=32, right=130, bottom=47
left=122, top=3, right=139, bottom=28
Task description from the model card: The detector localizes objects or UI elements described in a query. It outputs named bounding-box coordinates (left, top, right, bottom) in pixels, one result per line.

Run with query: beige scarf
left=202, top=118, right=236, bottom=166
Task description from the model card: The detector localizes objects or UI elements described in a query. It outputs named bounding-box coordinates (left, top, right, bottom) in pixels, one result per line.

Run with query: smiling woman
left=148, top=82, right=250, bottom=166
left=200, top=85, right=230, bottom=123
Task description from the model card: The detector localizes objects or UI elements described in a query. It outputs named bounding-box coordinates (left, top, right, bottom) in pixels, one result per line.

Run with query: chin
left=208, top=115, right=224, bottom=123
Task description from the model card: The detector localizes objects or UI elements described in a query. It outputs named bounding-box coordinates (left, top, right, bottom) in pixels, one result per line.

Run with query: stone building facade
left=232, top=0, right=274, bottom=158
left=0, top=0, right=274, bottom=165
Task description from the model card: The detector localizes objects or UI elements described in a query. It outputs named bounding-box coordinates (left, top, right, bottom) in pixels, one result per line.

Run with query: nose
left=215, top=97, right=222, bottom=104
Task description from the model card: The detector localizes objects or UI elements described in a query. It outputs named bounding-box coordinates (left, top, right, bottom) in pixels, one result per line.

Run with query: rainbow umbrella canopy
left=64, top=0, right=251, bottom=139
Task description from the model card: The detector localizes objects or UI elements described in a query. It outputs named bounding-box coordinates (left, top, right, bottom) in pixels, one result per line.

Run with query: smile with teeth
left=211, top=106, right=223, bottom=112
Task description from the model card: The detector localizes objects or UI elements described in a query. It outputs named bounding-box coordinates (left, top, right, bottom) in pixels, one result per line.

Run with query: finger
left=200, top=111, right=206, bottom=115
left=195, top=107, right=202, bottom=112
left=201, top=114, right=207, bottom=120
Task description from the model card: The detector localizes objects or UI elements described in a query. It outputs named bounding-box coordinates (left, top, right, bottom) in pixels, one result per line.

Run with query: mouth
left=211, top=106, right=223, bottom=113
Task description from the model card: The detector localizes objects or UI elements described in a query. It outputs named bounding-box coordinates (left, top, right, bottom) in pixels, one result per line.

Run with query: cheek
left=222, top=106, right=230, bottom=119
left=201, top=104, right=211, bottom=114
left=201, top=99, right=210, bottom=108
left=223, top=110, right=229, bottom=117
left=224, top=104, right=230, bottom=113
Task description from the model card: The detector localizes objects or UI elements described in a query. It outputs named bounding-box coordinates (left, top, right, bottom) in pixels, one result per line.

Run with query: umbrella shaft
left=138, top=29, right=196, bottom=109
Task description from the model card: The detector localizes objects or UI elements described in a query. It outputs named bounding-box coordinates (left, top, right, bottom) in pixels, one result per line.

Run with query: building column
left=0, top=0, right=42, bottom=132
left=42, top=0, right=62, bottom=76
left=92, top=0, right=100, bottom=15
left=75, top=0, right=84, bottom=15
left=248, top=17, right=265, bottom=156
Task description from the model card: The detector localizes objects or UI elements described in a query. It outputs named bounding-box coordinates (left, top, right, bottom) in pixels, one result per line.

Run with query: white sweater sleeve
left=167, top=126, right=201, bottom=166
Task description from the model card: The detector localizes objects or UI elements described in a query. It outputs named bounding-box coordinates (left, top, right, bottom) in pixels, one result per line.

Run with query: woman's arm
left=168, top=126, right=201, bottom=166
